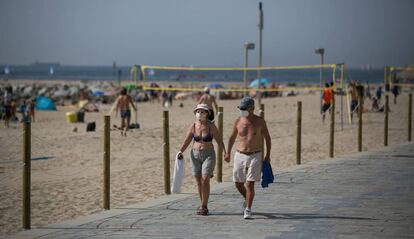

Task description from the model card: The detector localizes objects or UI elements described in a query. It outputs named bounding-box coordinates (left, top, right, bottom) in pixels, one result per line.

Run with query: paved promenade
left=13, top=143, right=414, bottom=238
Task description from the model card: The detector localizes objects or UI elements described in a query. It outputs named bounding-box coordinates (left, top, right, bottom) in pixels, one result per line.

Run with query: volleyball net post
left=386, top=66, right=414, bottom=90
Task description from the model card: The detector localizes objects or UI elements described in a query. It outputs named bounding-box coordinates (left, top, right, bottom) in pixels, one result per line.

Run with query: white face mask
left=195, top=112, right=207, bottom=121
left=240, top=110, right=249, bottom=117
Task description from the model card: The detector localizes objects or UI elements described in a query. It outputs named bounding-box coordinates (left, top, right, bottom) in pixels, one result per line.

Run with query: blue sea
left=0, top=64, right=384, bottom=85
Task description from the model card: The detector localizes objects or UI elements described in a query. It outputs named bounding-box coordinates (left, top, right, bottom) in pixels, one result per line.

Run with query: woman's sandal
left=196, top=206, right=203, bottom=215
left=200, top=206, right=209, bottom=216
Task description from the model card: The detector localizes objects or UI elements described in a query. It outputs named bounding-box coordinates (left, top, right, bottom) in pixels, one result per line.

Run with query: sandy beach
left=0, top=83, right=412, bottom=237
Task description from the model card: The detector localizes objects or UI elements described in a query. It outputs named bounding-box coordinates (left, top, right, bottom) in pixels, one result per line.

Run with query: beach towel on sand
left=172, top=153, right=185, bottom=193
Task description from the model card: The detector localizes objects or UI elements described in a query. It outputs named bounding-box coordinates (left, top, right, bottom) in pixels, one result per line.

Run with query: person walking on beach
left=321, top=83, right=334, bottom=123
left=3, top=86, right=12, bottom=128
left=376, top=86, right=383, bottom=101
left=111, top=88, right=137, bottom=136
left=349, top=81, right=359, bottom=122
left=392, top=80, right=400, bottom=104
left=198, top=87, right=218, bottom=122
left=167, top=85, right=175, bottom=107
left=365, top=82, right=372, bottom=100
left=224, top=96, right=271, bottom=219
left=177, top=103, right=226, bottom=216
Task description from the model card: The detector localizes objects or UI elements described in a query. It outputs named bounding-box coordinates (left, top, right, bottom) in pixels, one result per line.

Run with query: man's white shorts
left=232, top=151, right=262, bottom=182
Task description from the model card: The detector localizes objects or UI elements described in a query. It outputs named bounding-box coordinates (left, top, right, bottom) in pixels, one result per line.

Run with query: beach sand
left=0, top=87, right=412, bottom=237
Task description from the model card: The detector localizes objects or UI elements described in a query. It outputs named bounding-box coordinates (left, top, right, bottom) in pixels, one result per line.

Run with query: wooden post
left=296, top=102, right=302, bottom=165
left=260, top=103, right=265, bottom=159
left=358, top=94, right=363, bottom=152
left=409, top=93, right=412, bottom=142
left=329, top=97, right=335, bottom=158
left=260, top=103, right=265, bottom=118
left=384, top=95, right=389, bottom=146
left=23, top=122, right=31, bottom=229
left=103, top=115, right=110, bottom=210
left=216, top=107, right=223, bottom=183
left=163, top=111, right=171, bottom=195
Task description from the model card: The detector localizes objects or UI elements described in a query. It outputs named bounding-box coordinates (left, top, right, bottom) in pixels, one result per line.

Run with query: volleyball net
left=131, top=64, right=345, bottom=93
left=385, top=66, right=414, bottom=88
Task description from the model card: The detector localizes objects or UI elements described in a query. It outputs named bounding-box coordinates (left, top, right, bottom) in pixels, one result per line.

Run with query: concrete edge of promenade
left=11, top=142, right=413, bottom=239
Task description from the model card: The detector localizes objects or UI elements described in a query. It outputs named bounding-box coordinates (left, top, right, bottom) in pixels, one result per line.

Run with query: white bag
left=171, top=153, right=185, bottom=193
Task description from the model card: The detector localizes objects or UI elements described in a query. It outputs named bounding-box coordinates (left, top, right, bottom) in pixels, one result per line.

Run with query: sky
left=0, top=0, right=413, bottom=68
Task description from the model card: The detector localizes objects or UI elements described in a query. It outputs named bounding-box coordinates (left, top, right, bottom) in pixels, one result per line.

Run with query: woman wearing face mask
left=177, top=103, right=227, bottom=216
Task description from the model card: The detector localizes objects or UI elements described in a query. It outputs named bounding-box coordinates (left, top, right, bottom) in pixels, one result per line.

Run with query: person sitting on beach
left=224, top=96, right=271, bottom=219
left=371, top=96, right=380, bottom=112
left=177, top=104, right=226, bottom=216
left=198, top=87, right=218, bottom=122
left=321, top=83, right=334, bottom=123
left=111, top=88, right=137, bottom=136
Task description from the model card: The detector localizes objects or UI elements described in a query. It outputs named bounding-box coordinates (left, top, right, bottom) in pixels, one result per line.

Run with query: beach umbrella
left=208, top=83, right=224, bottom=89
left=38, top=87, right=48, bottom=95
left=92, top=90, right=105, bottom=97
left=125, top=84, right=137, bottom=92
left=69, top=86, right=80, bottom=96
left=22, top=86, right=34, bottom=97
left=249, top=78, right=270, bottom=88
left=104, top=89, right=119, bottom=96
left=53, top=89, right=70, bottom=97
left=36, top=96, right=57, bottom=111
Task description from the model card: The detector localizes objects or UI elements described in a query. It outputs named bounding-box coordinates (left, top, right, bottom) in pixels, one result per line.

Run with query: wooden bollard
left=23, top=121, right=31, bottom=229
left=358, top=94, right=363, bottom=152
left=296, top=102, right=302, bottom=165
left=408, top=94, right=412, bottom=142
left=103, top=115, right=110, bottom=210
left=216, top=107, right=223, bottom=183
left=260, top=103, right=265, bottom=118
left=384, top=95, right=389, bottom=146
left=260, top=104, right=265, bottom=160
left=163, top=111, right=171, bottom=195
left=329, top=97, right=335, bottom=158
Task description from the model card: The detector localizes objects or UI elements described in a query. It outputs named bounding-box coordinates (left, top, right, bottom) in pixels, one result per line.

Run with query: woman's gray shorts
left=190, top=148, right=216, bottom=177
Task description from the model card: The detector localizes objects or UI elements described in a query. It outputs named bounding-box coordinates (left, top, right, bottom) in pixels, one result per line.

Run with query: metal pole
left=23, top=121, right=31, bottom=229
left=243, top=47, right=248, bottom=96
left=103, top=115, right=110, bottom=210
left=329, top=97, right=335, bottom=158
left=384, top=95, right=389, bottom=146
left=216, top=107, right=223, bottom=183
left=296, top=101, right=302, bottom=165
left=319, top=55, right=323, bottom=112
left=340, top=64, right=344, bottom=131
left=260, top=104, right=265, bottom=158
left=358, top=93, right=363, bottom=152
left=163, top=111, right=171, bottom=194
left=409, top=93, right=412, bottom=142
left=257, top=2, right=263, bottom=105
left=384, top=66, right=387, bottom=92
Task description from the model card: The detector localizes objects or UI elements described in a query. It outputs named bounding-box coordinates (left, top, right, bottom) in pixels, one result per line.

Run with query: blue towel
left=261, top=160, right=274, bottom=188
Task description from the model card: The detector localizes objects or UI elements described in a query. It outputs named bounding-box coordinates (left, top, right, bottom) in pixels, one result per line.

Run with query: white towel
left=171, top=153, right=185, bottom=193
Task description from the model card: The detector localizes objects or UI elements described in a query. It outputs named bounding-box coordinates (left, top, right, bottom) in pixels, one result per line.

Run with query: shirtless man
left=112, top=88, right=137, bottom=136
left=224, top=96, right=271, bottom=219
left=198, top=87, right=218, bottom=122
left=321, top=83, right=334, bottom=123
